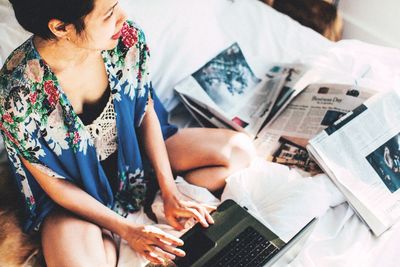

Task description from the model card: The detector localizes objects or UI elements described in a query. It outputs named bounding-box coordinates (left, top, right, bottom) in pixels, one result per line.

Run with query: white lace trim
left=85, top=95, right=117, bottom=161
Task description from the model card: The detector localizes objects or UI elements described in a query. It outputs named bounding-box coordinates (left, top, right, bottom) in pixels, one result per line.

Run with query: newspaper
left=262, top=63, right=314, bottom=128
left=175, top=75, right=285, bottom=135
left=255, top=83, right=376, bottom=175
left=308, top=89, right=400, bottom=236
left=174, top=43, right=309, bottom=137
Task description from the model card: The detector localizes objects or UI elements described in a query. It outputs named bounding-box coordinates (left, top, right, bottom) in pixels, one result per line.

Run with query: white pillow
left=122, top=0, right=331, bottom=110
left=0, top=1, right=30, bottom=66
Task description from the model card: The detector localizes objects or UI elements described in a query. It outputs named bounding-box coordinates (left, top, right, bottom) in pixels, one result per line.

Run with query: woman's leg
left=165, top=128, right=256, bottom=191
left=41, top=208, right=117, bottom=267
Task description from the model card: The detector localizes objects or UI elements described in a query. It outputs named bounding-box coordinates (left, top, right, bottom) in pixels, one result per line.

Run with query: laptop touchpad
left=176, top=230, right=215, bottom=266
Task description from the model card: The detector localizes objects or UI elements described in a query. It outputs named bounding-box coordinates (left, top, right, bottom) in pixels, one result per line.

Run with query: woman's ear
left=47, top=19, right=73, bottom=40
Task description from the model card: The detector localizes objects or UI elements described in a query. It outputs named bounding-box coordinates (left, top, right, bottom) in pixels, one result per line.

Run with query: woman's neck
left=33, top=35, right=100, bottom=73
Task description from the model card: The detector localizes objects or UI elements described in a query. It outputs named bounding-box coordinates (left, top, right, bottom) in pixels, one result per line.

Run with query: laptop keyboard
left=207, top=226, right=279, bottom=267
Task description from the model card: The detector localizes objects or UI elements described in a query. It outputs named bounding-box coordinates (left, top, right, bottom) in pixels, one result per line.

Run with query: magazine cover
left=192, top=43, right=260, bottom=113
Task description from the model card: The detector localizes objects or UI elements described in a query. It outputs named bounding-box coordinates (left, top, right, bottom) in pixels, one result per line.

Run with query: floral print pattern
left=25, top=59, right=44, bottom=83
left=0, top=21, right=154, bottom=232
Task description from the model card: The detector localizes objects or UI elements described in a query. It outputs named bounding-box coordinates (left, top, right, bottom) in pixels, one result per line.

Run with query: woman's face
left=69, top=0, right=127, bottom=51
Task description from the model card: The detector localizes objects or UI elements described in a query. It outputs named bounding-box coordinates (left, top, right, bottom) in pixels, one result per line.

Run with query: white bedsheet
left=1, top=0, right=400, bottom=266
left=116, top=159, right=343, bottom=266
left=118, top=159, right=400, bottom=267
left=222, top=160, right=400, bottom=267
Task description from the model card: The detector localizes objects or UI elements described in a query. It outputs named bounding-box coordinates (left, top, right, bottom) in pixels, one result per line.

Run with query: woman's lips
left=111, top=31, right=122, bottom=40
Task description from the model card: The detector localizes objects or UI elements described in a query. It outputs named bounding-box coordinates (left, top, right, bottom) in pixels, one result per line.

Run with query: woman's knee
left=228, top=132, right=256, bottom=167
left=165, top=128, right=256, bottom=171
left=42, top=209, right=101, bottom=238
left=41, top=209, right=115, bottom=267
left=209, top=130, right=256, bottom=170
left=196, top=130, right=256, bottom=168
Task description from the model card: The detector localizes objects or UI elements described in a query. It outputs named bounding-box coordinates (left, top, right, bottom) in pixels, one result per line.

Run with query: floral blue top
left=0, top=21, right=176, bottom=232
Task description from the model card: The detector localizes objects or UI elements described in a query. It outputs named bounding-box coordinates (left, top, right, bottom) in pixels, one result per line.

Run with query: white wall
left=338, top=0, right=400, bottom=49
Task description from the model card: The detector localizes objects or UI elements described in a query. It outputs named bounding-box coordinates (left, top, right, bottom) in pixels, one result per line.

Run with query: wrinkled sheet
left=222, top=160, right=400, bottom=267
left=116, top=159, right=341, bottom=266
left=118, top=159, right=400, bottom=267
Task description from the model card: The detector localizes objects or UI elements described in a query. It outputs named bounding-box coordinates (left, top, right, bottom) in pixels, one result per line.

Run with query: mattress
left=1, top=0, right=400, bottom=266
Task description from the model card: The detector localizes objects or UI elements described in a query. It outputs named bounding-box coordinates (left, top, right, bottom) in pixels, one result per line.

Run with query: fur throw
left=0, top=162, right=39, bottom=267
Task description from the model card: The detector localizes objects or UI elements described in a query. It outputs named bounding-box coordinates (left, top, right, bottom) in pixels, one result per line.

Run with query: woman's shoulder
left=102, top=20, right=149, bottom=68
left=119, top=20, right=147, bottom=49
left=0, top=37, right=40, bottom=99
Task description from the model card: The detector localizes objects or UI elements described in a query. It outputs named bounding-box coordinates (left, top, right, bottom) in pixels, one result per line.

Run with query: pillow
left=0, top=1, right=30, bottom=66
left=121, top=0, right=332, bottom=110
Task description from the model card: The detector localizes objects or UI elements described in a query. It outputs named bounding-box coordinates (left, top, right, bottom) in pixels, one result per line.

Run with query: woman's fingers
left=182, top=201, right=216, bottom=226
left=190, top=203, right=215, bottom=225
left=151, top=238, right=186, bottom=258
left=145, top=226, right=186, bottom=256
left=148, top=245, right=177, bottom=260
left=204, top=209, right=215, bottom=224
left=170, top=201, right=217, bottom=228
left=148, top=225, right=184, bottom=245
left=139, top=227, right=186, bottom=263
left=143, top=250, right=164, bottom=265
left=137, top=202, right=217, bottom=264
left=127, top=225, right=186, bottom=264
left=165, top=214, right=185, bottom=231
left=181, top=207, right=209, bottom=227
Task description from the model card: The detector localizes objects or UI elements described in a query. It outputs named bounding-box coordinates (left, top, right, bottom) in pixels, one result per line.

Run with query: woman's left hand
left=163, top=193, right=216, bottom=230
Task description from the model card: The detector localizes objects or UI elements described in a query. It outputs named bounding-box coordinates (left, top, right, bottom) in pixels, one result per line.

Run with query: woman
left=0, top=0, right=256, bottom=266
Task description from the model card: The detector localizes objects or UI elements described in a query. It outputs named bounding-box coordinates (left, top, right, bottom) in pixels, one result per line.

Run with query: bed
left=1, top=0, right=400, bottom=266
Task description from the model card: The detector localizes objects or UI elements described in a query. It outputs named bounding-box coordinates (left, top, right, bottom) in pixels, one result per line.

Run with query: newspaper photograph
left=367, top=134, right=400, bottom=193
left=255, top=83, right=376, bottom=174
left=271, top=137, right=322, bottom=176
left=307, top=90, right=400, bottom=236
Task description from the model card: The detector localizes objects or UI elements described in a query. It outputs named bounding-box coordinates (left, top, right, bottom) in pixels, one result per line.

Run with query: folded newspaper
left=255, top=83, right=376, bottom=175
left=307, top=89, right=400, bottom=236
left=174, top=43, right=311, bottom=137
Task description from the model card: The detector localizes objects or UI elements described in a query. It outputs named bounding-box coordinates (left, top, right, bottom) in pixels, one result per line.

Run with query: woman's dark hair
left=9, top=0, right=95, bottom=40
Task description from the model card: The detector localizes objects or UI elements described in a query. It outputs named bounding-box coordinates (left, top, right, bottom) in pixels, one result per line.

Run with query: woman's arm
left=139, top=99, right=214, bottom=230
left=21, top=157, right=128, bottom=235
left=20, top=157, right=184, bottom=264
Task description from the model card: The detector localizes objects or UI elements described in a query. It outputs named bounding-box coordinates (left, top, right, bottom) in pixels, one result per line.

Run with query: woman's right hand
left=123, top=224, right=186, bottom=264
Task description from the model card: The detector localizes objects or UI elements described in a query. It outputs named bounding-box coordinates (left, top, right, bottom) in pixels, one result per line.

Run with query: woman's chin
left=103, top=39, right=120, bottom=51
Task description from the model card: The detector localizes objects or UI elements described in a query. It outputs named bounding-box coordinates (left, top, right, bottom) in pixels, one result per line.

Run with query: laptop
left=173, top=199, right=316, bottom=267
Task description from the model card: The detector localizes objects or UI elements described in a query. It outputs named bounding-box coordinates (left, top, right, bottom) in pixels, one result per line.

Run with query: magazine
left=255, top=83, right=376, bottom=175
left=174, top=43, right=310, bottom=137
left=307, top=89, right=400, bottom=236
